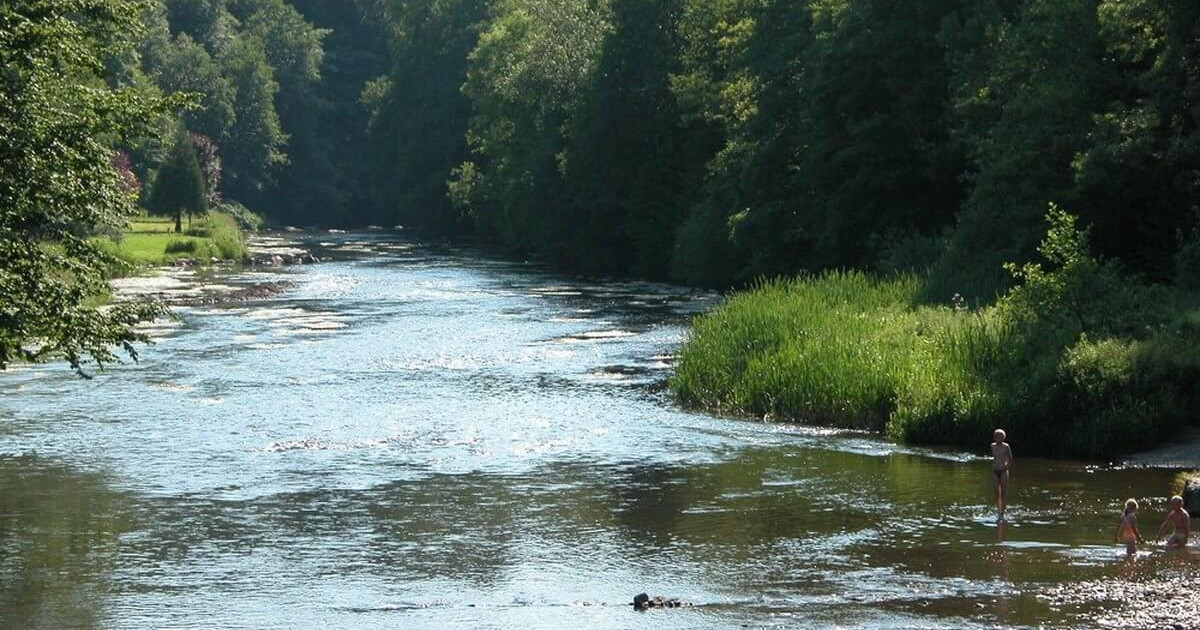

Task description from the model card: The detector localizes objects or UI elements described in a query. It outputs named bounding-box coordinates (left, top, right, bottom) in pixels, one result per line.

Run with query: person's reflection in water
left=1163, top=542, right=1192, bottom=568
left=993, top=520, right=1011, bottom=620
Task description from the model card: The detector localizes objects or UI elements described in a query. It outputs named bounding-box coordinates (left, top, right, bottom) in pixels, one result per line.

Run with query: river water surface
left=1, top=232, right=1195, bottom=629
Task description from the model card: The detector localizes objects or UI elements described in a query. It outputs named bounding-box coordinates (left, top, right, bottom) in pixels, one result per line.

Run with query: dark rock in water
left=633, top=593, right=691, bottom=610
left=1185, top=478, right=1200, bottom=515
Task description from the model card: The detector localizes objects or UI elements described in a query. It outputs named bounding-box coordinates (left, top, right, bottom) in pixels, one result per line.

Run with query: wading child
left=1116, top=498, right=1145, bottom=556
left=990, top=429, right=1013, bottom=520
left=1156, top=495, right=1190, bottom=549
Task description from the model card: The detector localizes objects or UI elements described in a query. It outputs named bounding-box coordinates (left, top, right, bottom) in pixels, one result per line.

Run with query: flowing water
left=1, top=232, right=1195, bottom=629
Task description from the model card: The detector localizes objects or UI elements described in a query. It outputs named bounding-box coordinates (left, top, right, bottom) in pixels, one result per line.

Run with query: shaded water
left=1, top=232, right=1194, bottom=629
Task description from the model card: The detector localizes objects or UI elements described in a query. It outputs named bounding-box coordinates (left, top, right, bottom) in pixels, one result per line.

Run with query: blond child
left=990, top=429, right=1013, bottom=520
left=1115, top=498, right=1145, bottom=555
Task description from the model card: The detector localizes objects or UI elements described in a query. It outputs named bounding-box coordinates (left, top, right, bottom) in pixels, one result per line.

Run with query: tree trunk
left=175, top=210, right=182, bottom=233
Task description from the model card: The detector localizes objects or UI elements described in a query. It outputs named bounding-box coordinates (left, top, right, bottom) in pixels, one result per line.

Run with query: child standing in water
left=1156, top=495, right=1190, bottom=548
left=990, top=429, right=1013, bottom=520
left=1116, top=498, right=1145, bottom=556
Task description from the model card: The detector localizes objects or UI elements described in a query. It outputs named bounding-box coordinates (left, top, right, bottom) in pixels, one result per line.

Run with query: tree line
left=1, top=0, right=387, bottom=370
left=28, top=0, right=1200, bottom=295
left=111, top=0, right=388, bottom=227
left=366, top=0, right=1200, bottom=296
left=5, top=0, right=1200, bottom=371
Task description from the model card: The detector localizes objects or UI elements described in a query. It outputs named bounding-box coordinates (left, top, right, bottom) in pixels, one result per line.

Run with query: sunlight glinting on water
left=0, top=232, right=1195, bottom=630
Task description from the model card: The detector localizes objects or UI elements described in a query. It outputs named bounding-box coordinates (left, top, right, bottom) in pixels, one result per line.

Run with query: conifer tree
left=149, top=133, right=210, bottom=233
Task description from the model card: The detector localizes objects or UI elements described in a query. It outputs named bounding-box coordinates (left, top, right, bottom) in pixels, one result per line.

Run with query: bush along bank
left=671, top=207, right=1200, bottom=460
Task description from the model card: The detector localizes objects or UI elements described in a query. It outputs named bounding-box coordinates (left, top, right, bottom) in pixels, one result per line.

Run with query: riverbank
left=93, top=211, right=250, bottom=268
left=671, top=215, right=1200, bottom=460
left=102, top=229, right=332, bottom=307
left=1042, top=571, right=1200, bottom=630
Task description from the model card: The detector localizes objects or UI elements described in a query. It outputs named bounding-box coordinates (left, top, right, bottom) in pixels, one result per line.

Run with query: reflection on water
left=0, top=457, right=129, bottom=629
left=0, top=232, right=1195, bottom=629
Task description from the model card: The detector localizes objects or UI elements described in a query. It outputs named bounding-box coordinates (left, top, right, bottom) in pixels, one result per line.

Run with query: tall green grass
left=671, top=270, right=1200, bottom=459
left=673, top=272, right=923, bottom=429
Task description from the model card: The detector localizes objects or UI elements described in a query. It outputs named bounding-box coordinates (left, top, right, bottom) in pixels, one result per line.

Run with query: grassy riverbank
left=672, top=212, right=1200, bottom=459
left=94, top=211, right=249, bottom=267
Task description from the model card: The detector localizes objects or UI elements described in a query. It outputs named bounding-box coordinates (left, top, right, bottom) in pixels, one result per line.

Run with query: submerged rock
left=633, top=593, right=691, bottom=610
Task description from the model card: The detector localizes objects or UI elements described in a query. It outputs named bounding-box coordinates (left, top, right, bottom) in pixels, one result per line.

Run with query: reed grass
left=671, top=271, right=1200, bottom=458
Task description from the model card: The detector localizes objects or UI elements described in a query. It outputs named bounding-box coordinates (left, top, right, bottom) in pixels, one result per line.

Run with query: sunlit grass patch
left=127, top=216, right=176, bottom=234
left=93, top=212, right=247, bottom=267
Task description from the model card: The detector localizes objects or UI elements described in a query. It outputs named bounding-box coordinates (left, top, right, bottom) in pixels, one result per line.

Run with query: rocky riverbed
left=110, top=266, right=293, bottom=306
left=1041, top=571, right=1200, bottom=629
left=109, top=233, right=317, bottom=306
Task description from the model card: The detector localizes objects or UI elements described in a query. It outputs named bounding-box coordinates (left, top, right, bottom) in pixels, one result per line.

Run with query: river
left=1, top=231, right=1195, bottom=629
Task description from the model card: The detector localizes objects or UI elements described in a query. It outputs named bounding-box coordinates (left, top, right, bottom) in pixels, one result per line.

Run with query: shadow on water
left=0, top=456, right=130, bottom=630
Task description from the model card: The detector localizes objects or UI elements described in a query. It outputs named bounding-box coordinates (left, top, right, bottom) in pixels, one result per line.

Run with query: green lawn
left=94, top=212, right=248, bottom=267
left=128, top=217, right=177, bottom=234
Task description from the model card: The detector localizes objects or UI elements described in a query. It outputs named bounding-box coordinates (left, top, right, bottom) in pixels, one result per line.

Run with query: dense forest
left=20, top=0, right=1195, bottom=296
left=366, top=0, right=1200, bottom=297
left=98, top=0, right=389, bottom=226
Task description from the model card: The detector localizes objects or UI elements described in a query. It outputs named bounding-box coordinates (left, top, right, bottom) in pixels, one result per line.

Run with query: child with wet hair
left=1156, top=495, right=1190, bottom=549
left=1116, top=498, right=1145, bottom=556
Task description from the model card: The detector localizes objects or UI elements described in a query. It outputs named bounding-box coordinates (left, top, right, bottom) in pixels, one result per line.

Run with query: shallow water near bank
left=1, top=232, right=1195, bottom=629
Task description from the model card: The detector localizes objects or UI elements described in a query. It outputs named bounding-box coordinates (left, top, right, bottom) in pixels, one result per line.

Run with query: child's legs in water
left=994, top=470, right=1008, bottom=513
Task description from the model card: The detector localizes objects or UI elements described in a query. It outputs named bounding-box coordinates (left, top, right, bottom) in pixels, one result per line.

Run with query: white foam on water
left=244, top=307, right=309, bottom=320
left=576, top=330, right=636, bottom=339
left=152, top=381, right=194, bottom=393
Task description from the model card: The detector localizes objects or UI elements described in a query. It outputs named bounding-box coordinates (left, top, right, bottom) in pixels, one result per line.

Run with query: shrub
left=206, top=212, right=246, bottom=260
left=217, top=201, right=264, bottom=231
left=875, top=230, right=947, bottom=274
left=671, top=203, right=741, bottom=287
left=184, top=226, right=211, bottom=238
left=164, top=239, right=197, bottom=254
